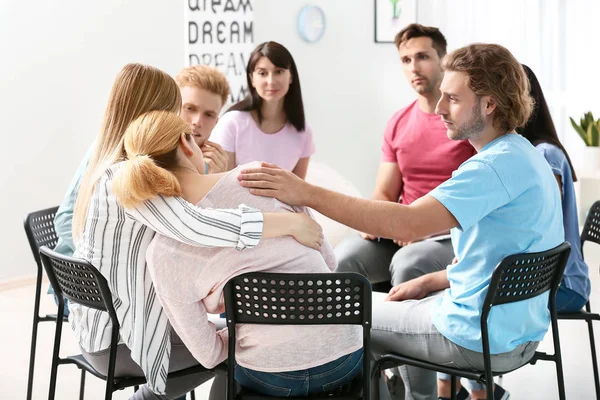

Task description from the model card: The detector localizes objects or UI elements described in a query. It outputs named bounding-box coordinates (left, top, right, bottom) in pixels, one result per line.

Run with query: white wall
left=255, top=0, right=600, bottom=188
left=0, top=0, right=185, bottom=280
left=254, top=0, right=411, bottom=198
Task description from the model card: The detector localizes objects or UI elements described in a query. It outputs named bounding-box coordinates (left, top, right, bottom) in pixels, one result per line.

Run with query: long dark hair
left=228, top=41, right=306, bottom=132
left=517, top=64, right=577, bottom=181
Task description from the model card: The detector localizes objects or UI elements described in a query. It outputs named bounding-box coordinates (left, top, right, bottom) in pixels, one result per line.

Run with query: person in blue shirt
left=437, top=64, right=592, bottom=400
left=517, top=64, right=591, bottom=312
left=237, top=44, right=565, bottom=400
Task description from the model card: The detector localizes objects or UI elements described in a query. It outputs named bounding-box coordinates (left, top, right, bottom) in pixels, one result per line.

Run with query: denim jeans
left=234, top=349, right=363, bottom=397
left=49, top=289, right=70, bottom=317
left=555, top=283, right=587, bottom=312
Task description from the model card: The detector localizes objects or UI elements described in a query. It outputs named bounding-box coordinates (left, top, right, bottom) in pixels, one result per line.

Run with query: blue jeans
left=555, top=283, right=587, bottom=313
left=49, top=286, right=70, bottom=317
left=235, top=349, right=363, bottom=397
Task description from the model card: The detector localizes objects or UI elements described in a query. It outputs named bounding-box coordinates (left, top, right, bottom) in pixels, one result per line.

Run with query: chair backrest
left=39, top=246, right=118, bottom=326
left=225, top=272, right=371, bottom=325
left=224, top=272, right=372, bottom=399
left=581, top=200, right=600, bottom=248
left=484, top=242, right=571, bottom=309
left=23, top=206, right=59, bottom=268
left=480, top=242, right=571, bottom=359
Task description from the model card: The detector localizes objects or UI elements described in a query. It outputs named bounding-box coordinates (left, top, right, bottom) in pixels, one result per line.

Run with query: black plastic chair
left=556, top=200, right=600, bottom=398
left=24, top=206, right=63, bottom=400
left=223, top=272, right=372, bottom=400
left=39, top=246, right=207, bottom=400
left=371, top=242, right=571, bottom=400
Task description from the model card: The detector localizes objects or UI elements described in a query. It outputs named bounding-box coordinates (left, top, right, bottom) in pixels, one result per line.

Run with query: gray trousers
left=334, top=235, right=454, bottom=286
left=371, top=293, right=539, bottom=400
left=81, top=319, right=227, bottom=400
left=335, top=234, right=455, bottom=399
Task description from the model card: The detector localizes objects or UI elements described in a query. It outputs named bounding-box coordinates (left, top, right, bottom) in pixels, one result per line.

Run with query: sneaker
left=457, top=386, right=471, bottom=400
left=438, top=386, right=470, bottom=400
left=493, top=384, right=510, bottom=400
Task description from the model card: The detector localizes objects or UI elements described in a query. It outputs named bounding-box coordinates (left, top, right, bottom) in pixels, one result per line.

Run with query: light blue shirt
left=53, top=144, right=94, bottom=256
left=429, top=133, right=564, bottom=354
left=536, top=142, right=591, bottom=300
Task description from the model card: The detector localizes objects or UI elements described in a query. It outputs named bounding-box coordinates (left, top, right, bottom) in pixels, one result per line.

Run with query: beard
left=449, top=102, right=485, bottom=140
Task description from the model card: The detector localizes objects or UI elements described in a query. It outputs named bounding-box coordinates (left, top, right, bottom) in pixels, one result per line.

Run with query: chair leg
left=450, top=376, right=457, bottom=400
left=26, top=271, right=43, bottom=400
left=371, top=363, right=382, bottom=400
left=485, top=374, right=494, bottom=400
left=26, top=316, right=40, bottom=400
left=551, top=319, right=566, bottom=400
left=79, top=369, right=86, bottom=400
left=190, top=390, right=196, bottom=400
left=47, top=308, right=65, bottom=400
left=586, top=318, right=600, bottom=399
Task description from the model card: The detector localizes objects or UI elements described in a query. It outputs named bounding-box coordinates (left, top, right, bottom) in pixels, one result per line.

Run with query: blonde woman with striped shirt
left=68, top=67, right=322, bottom=399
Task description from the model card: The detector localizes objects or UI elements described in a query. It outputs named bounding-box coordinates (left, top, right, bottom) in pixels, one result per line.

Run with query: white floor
left=2, top=244, right=599, bottom=400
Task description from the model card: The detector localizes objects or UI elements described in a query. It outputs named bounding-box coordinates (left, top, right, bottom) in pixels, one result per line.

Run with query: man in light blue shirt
left=237, top=43, right=565, bottom=400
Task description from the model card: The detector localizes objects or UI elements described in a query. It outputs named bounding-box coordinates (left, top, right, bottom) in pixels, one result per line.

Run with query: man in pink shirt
left=334, top=25, right=475, bottom=398
left=336, top=24, right=475, bottom=291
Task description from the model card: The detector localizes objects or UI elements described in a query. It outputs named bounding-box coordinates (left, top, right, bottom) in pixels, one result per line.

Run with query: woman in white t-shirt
left=211, top=41, right=315, bottom=178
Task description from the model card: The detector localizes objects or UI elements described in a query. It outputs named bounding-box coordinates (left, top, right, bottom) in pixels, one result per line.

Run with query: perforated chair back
left=24, top=206, right=59, bottom=268
left=224, top=272, right=372, bottom=399
left=39, top=246, right=117, bottom=321
left=484, top=242, right=571, bottom=309
left=39, top=246, right=124, bottom=400
left=479, top=242, right=571, bottom=389
left=581, top=200, right=600, bottom=248
left=372, top=242, right=571, bottom=400
left=24, top=207, right=61, bottom=400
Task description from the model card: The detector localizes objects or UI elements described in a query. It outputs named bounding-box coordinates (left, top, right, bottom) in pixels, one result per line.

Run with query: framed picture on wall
left=374, top=0, right=418, bottom=43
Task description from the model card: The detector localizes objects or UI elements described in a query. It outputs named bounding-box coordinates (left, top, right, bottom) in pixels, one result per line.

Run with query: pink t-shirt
left=211, top=110, right=316, bottom=171
left=146, top=163, right=361, bottom=372
left=382, top=100, right=476, bottom=205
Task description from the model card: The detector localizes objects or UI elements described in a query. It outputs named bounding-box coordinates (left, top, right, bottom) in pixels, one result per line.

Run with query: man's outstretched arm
left=238, top=163, right=458, bottom=243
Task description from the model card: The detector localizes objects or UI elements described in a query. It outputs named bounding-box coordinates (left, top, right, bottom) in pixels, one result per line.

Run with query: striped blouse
left=70, top=162, right=263, bottom=394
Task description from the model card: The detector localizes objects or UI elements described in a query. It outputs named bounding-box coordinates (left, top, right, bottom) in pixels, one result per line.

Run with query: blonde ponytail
left=112, top=155, right=181, bottom=209
left=73, top=63, right=181, bottom=238
left=112, top=110, right=192, bottom=209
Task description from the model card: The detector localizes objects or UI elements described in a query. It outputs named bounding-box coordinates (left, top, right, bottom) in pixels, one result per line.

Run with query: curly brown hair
left=443, top=44, right=533, bottom=133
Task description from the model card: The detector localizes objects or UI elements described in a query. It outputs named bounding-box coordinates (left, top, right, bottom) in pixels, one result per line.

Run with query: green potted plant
left=570, top=111, right=600, bottom=170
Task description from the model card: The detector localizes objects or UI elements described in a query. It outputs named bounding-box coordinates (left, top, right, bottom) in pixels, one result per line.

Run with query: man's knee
left=334, top=236, right=378, bottom=275
left=389, top=242, right=453, bottom=285
left=335, top=238, right=369, bottom=275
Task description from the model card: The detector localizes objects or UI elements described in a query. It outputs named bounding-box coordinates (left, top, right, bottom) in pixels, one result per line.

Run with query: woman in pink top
left=211, top=41, right=315, bottom=178
left=141, top=120, right=363, bottom=396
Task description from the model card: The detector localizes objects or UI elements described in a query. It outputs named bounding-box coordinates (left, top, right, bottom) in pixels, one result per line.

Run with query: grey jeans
left=334, top=234, right=454, bottom=286
left=371, top=293, right=539, bottom=400
left=81, top=317, right=227, bottom=400
left=335, top=234, right=455, bottom=398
